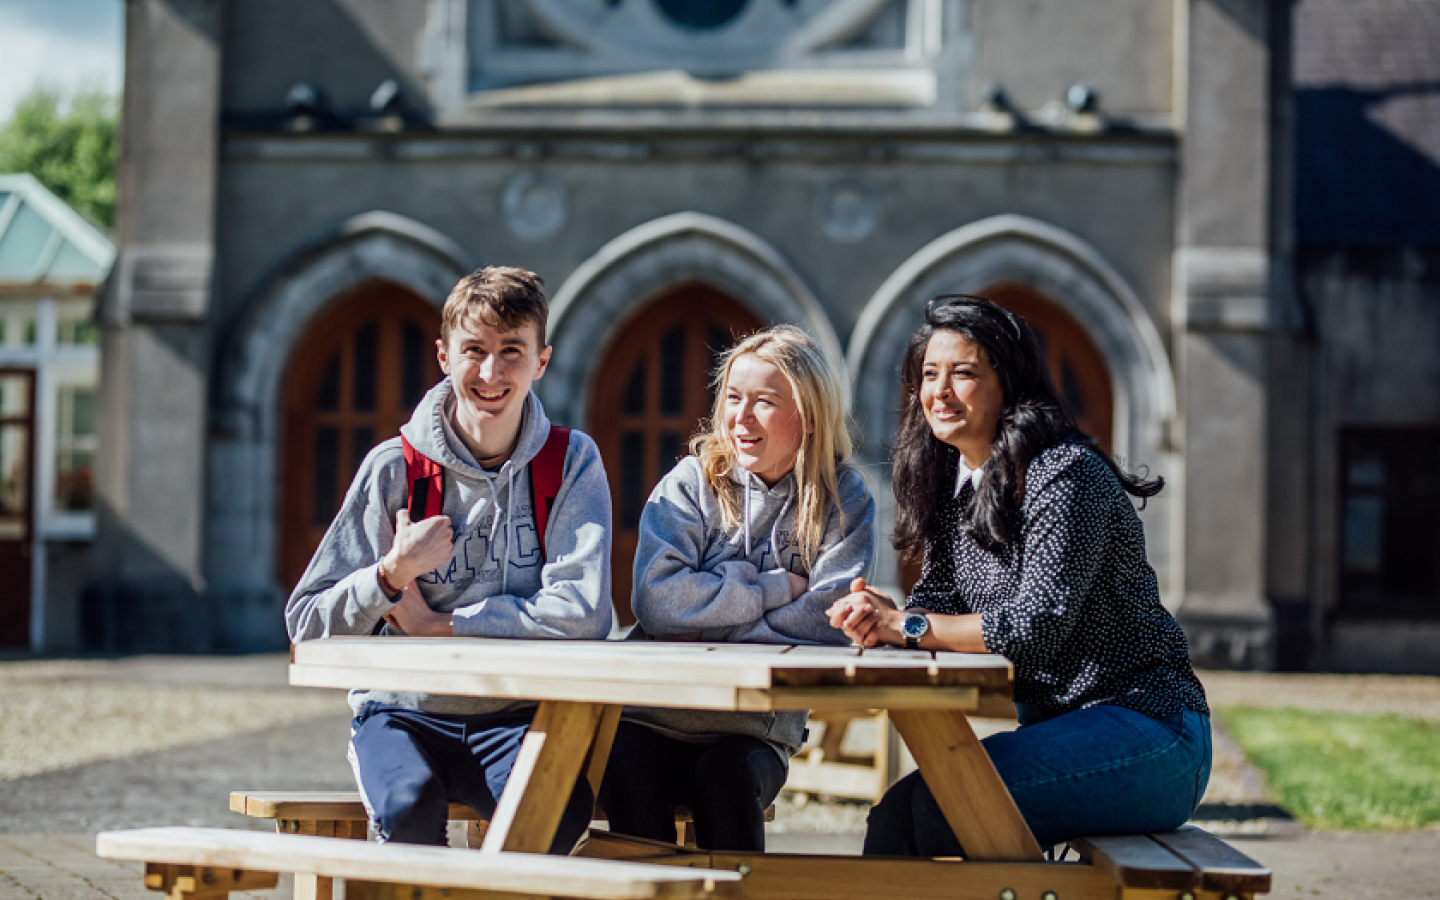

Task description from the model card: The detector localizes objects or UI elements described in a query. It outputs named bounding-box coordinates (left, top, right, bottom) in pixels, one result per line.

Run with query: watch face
left=902, top=614, right=927, bottom=640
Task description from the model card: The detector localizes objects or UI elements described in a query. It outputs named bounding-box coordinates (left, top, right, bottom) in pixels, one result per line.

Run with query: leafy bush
left=0, top=87, right=118, bottom=228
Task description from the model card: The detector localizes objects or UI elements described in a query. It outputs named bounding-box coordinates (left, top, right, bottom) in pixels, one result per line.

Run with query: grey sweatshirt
left=625, top=457, right=877, bottom=759
left=286, top=379, right=613, bottom=716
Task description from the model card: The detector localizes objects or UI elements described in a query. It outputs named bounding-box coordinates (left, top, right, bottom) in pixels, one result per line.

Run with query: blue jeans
left=348, top=703, right=594, bottom=851
left=864, top=704, right=1211, bottom=855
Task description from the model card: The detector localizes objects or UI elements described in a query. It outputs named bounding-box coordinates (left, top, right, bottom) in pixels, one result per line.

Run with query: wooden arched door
left=280, top=281, right=443, bottom=589
left=983, top=281, right=1114, bottom=453
left=588, top=283, right=764, bottom=624
left=899, top=282, right=1115, bottom=593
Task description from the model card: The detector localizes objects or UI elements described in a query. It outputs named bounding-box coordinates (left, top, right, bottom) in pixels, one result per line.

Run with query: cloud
left=0, top=0, right=124, bottom=122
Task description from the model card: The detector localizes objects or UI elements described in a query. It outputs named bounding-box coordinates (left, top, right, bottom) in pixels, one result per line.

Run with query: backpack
left=399, top=425, right=571, bottom=561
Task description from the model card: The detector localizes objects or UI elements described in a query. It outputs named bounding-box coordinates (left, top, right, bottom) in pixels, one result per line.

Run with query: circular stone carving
left=503, top=172, right=568, bottom=240
left=816, top=178, right=879, bottom=242
left=653, top=0, right=750, bottom=31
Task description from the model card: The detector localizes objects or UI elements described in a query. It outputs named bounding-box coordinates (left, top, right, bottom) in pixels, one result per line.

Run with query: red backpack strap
left=401, top=434, right=445, bottom=521
left=530, top=426, right=570, bottom=561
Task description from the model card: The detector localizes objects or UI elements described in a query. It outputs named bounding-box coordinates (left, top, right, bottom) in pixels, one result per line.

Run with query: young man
left=286, top=267, right=612, bottom=850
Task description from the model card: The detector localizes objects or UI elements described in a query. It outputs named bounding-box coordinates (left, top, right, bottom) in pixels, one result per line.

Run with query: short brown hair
left=440, top=267, right=548, bottom=346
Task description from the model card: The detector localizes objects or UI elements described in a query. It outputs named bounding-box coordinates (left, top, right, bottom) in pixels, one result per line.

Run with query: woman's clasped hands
left=828, top=577, right=911, bottom=648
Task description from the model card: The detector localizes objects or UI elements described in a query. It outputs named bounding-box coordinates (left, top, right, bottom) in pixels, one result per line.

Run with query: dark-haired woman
left=827, top=296, right=1210, bottom=855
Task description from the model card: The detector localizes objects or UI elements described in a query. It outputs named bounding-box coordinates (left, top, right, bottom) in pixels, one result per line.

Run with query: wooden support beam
left=888, top=709, right=1043, bottom=862
left=482, top=700, right=605, bottom=854
left=144, top=864, right=279, bottom=900
left=587, top=704, right=623, bottom=797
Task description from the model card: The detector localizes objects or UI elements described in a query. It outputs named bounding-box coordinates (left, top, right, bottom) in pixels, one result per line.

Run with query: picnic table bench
left=96, top=827, right=741, bottom=900
left=229, top=791, right=774, bottom=848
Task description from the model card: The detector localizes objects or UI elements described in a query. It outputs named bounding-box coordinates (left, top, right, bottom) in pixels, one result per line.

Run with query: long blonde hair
left=691, top=325, right=854, bottom=569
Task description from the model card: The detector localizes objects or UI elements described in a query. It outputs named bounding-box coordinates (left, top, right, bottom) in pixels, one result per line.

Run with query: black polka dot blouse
left=908, top=441, right=1210, bottom=720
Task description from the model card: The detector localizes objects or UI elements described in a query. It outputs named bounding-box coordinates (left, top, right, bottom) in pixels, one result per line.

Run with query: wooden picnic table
left=290, top=638, right=1040, bottom=858
left=288, top=638, right=1271, bottom=900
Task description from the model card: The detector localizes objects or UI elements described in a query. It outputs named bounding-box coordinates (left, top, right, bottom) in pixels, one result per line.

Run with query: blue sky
left=0, top=0, right=124, bottom=121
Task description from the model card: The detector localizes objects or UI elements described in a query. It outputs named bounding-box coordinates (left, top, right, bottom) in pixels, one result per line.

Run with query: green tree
left=0, top=87, right=118, bottom=228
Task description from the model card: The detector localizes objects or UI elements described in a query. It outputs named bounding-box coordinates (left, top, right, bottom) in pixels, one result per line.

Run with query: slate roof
left=0, top=174, right=115, bottom=286
left=1294, top=0, right=1440, bottom=244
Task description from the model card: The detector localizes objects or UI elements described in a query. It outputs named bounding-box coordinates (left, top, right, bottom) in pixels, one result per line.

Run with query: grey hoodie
left=286, top=379, right=613, bottom=716
left=625, top=456, right=877, bottom=759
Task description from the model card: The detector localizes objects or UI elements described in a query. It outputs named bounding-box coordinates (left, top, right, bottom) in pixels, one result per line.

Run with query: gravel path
left=0, top=658, right=344, bottom=781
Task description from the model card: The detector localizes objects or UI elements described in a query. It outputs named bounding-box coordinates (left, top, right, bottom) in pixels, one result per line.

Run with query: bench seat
left=1072, top=825, right=1272, bottom=896
left=97, top=827, right=741, bottom=900
left=230, top=791, right=774, bottom=846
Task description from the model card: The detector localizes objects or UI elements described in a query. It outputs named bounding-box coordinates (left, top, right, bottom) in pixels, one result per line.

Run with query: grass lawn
left=1215, top=706, right=1440, bottom=830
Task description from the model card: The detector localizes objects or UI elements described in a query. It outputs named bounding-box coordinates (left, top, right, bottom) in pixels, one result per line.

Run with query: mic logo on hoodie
left=417, top=509, right=543, bottom=585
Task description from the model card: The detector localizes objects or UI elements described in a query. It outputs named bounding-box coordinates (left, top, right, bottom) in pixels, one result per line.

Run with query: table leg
left=481, top=700, right=606, bottom=854
left=585, top=704, right=623, bottom=797
left=888, top=709, right=1043, bottom=862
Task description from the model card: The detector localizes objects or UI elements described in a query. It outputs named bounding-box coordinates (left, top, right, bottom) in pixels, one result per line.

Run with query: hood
left=400, top=377, right=553, bottom=480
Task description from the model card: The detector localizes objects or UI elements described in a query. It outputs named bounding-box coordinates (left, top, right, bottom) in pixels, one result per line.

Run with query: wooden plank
left=740, top=686, right=979, bottom=711
left=661, top=854, right=1118, bottom=900
left=144, top=863, right=279, bottom=900
left=100, top=828, right=742, bottom=900
left=291, top=639, right=1012, bottom=690
left=293, top=873, right=333, bottom=900
left=234, top=792, right=482, bottom=822
left=346, top=884, right=535, bottom=900
left=292, top=639, right=780, bottom=688
left=1148, top=826, right=1272, bottom=894
left=579, top=830, right=697, bottom=861
left=782, top=759, right=883, bottom=800
left=586, top=705, right=623, bottom=797
left=290, top=664, right=747, bottom=709
left=888, top=709, right=1043, bottom=862
left=482, top=700, right=604, bottom=854
left=1071, top=833, right=1197, bottom=889
left=972, top=691, right=1020, bottom=720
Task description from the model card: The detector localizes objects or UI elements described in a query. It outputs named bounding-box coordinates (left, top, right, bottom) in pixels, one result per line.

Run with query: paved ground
left=2, top=657, right=1436, bottom=899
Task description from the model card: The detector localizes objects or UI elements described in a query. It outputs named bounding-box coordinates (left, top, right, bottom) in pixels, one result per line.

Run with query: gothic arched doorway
left=588, top=283, right=764, bottom=624
left=279, top=280, right=443, bottom=590
left=900, top=282, right=1116, bottom=593
left=982, top=281, right=1114, bottom=453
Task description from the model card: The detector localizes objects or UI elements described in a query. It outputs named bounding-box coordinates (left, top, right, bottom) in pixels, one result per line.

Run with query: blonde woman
left=598, top=325, right=876, bottom=851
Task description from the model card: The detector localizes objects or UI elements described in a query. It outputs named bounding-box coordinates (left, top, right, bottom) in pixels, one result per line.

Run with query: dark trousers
left=597, top=721, right=786, bottom=851
left=349, top=703, right=594, bottom=852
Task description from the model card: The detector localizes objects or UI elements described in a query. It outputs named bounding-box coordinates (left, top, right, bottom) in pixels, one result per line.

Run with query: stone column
left=92, top=0, right=220, bottom=652
left=1172, top=0, right=1287, bottom=668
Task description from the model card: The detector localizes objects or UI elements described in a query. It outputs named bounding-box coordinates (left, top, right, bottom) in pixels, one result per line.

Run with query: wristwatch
left=901, top=612, right=930, bottom=649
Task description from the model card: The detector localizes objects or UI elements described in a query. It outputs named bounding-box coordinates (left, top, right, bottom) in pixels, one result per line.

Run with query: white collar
left=954, top=457, right=984, bottom=497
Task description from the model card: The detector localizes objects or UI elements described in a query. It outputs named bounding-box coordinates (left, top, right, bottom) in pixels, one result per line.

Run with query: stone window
left=424, top=0, right=953, bottom=109
left=1339, top=428, right=1440, bottom=617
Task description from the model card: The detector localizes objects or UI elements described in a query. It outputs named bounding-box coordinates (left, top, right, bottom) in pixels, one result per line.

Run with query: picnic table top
left=289, top=638, right=1014, bottom=711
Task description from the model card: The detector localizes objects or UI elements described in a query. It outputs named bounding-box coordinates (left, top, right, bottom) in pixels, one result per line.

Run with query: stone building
left=88, top=0, right=1438, bottom=670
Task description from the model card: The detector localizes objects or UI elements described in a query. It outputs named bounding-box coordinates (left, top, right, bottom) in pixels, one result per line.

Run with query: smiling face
left=723, top=353, right=806, bottom=486
left=919, top=329, right=1005, bottom=467
left=437, top=316, right=551, bottom=459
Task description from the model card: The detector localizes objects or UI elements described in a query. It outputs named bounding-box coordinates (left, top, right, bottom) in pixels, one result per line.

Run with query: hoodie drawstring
left=738, top=471, right=792, bottom=567
left=742, top=474, right=753, bottom=556
left=476, top=468, right=518, bottom=596
left=503, top=467, right=516, bottom=596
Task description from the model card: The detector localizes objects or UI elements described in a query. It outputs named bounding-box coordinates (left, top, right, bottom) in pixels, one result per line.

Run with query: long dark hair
left=891, top=295, right=1162, bottom=558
